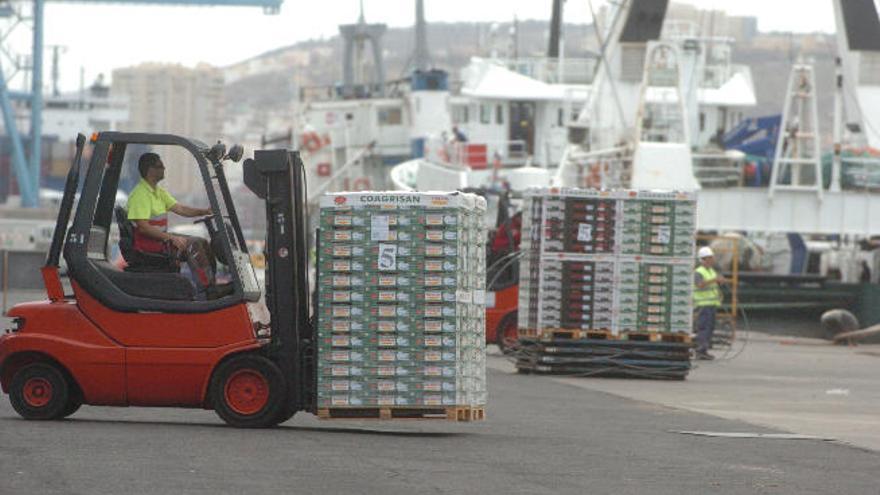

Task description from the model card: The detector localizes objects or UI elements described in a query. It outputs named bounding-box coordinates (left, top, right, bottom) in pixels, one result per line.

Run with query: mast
left=414, top=0, right=430, bottom=71
left=548, top=0, right=563, bottom=58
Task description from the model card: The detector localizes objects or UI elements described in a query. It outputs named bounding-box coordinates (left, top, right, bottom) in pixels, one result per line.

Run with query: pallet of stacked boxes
left=316, top=191, right=487, bottom=420
left=515, top=188, right=696, bottom=380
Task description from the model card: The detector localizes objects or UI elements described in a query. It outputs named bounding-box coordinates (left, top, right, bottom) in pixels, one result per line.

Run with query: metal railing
left=495, top=57, right=598, bottom=85
left=422, top=137, right=529, bottom=170
left=553, top=145, right=632, bottom=189
left=693, top=151, right=746, bottom=189
left=298, top=78, right=409, bottom=103
left=840, top=155, right=880, bottom=192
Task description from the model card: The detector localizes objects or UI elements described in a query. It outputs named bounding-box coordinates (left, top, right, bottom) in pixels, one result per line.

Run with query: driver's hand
left=169, top=235, right=188, bottom=252
left=200, top=208, right=213, bottom=216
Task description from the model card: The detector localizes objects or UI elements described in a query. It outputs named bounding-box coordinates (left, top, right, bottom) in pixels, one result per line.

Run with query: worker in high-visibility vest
left=694, top=246, right=728, bottom=360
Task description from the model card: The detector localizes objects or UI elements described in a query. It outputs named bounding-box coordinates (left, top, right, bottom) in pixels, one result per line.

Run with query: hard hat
left=698, top=246, right=714, bottom=259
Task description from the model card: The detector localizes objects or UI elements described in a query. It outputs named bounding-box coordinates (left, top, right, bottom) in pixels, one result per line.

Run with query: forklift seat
left=114, top=206, right=178, bottom=273
left=90, top=260, right=195, bottom=301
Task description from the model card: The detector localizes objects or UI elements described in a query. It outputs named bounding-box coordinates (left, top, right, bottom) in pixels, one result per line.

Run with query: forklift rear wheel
left=9, top=363, right=71, bottom=420
left=211, top=355, right=286, bottom=428
left=497, top=313, right=519, bottom=355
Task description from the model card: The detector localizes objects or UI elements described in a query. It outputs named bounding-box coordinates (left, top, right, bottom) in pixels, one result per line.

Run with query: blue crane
left=1, top=0, right=282, bottom=207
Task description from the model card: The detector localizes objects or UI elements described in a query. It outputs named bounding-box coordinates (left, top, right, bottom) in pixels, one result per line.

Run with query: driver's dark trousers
left=172, top=236, right=215, bottom=298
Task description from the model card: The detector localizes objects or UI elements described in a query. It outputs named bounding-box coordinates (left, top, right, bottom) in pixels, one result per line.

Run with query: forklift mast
left=243, top=150, right=315, bottom=413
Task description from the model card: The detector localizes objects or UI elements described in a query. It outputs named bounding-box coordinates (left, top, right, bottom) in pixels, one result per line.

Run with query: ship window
left=570, top=104, right=583, bottom=122
left=452, top=105, right=469, bottom=124
left=378, top=107, right=402, bottom=126
left=496, top=104, right=504, bottom=124
left=480, top=104, right=491, bottom=124
left=699, top=112, right=706, bottom=132
left=558, top=108, right=564, bottom=126
left=621, top=45, right=646, bottom=82
left=861, top=52, right=880, bottom=85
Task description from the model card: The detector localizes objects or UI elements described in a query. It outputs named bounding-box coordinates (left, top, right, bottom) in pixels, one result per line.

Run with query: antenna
left=513, top=15, right=519, bottom=59
left=48, top=44, right=67, bottom=97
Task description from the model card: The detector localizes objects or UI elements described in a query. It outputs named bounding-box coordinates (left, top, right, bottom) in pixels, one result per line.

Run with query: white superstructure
left=297, top=0, right=880, bottom=243
left=391, top=1, right=758, bottom=197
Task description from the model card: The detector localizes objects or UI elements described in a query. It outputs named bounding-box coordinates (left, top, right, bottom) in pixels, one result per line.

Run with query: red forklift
left=465, top=188, right=521, bottom=353
left=0, top=132, right=314, bottom=427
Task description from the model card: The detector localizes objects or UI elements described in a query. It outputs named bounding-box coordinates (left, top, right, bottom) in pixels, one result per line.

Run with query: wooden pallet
left=523, top=328, right=691, bottom=344
left=619, top=332, right=692, bottom=343
left=518, top=328, right=539, bottom=338
left=534, top=328, right=614, bottom=341
left=316, top=406, right=485, bottom=422
left=620, top=332, right=662, bottom=342
left=659, top=333, right=692, bottom=343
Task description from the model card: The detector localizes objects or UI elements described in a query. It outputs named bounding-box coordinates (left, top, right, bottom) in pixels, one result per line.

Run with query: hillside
left=224, top=21, right=840, bottom=134
left=224, top=20, right=596, bottom=112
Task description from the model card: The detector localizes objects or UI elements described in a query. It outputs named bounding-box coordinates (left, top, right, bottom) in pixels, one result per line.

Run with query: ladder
left=769, top=63, right=823, bottom=200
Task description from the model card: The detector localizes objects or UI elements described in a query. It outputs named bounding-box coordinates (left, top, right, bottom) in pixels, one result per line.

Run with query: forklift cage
left=53, top=132, right=260, bottom=314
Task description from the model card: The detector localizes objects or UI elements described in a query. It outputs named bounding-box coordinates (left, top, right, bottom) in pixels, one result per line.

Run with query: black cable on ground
left=507, top=339, right=693, bottom=380
left=715, top=304, right=751, bottom=362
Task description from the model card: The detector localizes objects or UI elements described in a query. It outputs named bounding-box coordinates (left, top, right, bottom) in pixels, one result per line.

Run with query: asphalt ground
left=2, top=357, right=879, bottom=494
left=527, top=331, right=880, bottom=452
left=2, top=290, right=879, bottom=493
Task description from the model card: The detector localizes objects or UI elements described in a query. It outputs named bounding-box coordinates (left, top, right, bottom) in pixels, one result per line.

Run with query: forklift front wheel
left=210, top=355, right=286, bottom=428
left=61, top=390, right=83, bottom=419
left=9, top=362, right=71, bottom=420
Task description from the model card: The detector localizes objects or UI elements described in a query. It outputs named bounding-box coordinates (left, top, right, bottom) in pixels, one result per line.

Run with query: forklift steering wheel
left=193, top=214, right=217, bottom=227
left=193, top=214, right=220, bottom=240
left=193, top=214, right=230, bottom=266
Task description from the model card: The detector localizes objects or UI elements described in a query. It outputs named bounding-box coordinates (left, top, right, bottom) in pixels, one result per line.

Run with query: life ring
left=301, top=132, right=322, bottom=153
left=353, top=177, right=371, bottom=191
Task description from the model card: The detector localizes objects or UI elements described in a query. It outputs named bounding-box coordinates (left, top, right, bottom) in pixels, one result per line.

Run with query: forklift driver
left=127, top=152, right=216, bottom=297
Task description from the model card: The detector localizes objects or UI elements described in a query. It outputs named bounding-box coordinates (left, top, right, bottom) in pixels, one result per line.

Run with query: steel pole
left=830, top=57, right=843, bottom=192
left=0, top=57, right=36, bottom=206
left=29, top=0, right=44, bottom=206
left=2, top=251, right=8, bottom=315
left=731, top=237, right=739, bottom=341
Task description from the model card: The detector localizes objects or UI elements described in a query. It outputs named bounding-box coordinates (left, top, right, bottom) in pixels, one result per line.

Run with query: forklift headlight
left=6, top=317, right=24, bottom=333
left=255, top=323, right=271, bottom=338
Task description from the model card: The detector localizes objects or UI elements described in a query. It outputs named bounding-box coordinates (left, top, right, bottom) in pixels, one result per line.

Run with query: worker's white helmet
left=698, top=246, right=715, bottom=259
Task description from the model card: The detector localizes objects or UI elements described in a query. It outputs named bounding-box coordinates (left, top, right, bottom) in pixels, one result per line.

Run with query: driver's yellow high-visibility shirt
left=127, top=178, right=177, bottom=253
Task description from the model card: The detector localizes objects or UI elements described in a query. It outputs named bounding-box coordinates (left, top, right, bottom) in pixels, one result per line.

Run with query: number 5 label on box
left=378, top=243, right=397, bottom=271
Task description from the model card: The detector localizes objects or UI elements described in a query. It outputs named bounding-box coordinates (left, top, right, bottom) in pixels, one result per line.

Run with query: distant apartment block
left=225, top=48, right=313, bottom=84
left=112, top=63, right=225, bottom=197
left=667, top=3, right=758, bottom=43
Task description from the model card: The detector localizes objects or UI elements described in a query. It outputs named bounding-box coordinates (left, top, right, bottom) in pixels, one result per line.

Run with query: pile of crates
left=516, top=188, right=696, bottom=379
left=316, top=191, right=487, bottom=420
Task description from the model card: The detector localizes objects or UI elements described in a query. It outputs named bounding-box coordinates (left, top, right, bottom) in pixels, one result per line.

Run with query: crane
left=0, top=0, right=282, bottom=208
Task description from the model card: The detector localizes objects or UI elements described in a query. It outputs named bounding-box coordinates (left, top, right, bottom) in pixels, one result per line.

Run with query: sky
left=2, top=0, right=843, bottom=93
